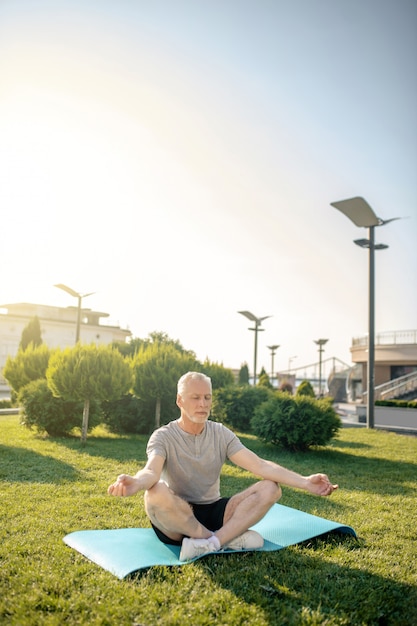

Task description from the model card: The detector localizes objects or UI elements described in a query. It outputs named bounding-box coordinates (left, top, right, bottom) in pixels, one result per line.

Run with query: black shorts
left=151, top=497, right=230, bottom=546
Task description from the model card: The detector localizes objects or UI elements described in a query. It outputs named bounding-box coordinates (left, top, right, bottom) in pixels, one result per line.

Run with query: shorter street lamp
left=54, top=283, right=95, bottom=344
left=331, top=196, right=399, bottom=428
left=314, top=338, right=328, bottom=397
left=238, top=311, right=271, bottom=385
left=267, top=344, right=280, bottom=382
left=288, top=355, right=297, bottom=373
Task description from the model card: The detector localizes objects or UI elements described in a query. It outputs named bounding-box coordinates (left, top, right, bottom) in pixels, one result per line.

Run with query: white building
left=0, top=302, right=131, bottom=397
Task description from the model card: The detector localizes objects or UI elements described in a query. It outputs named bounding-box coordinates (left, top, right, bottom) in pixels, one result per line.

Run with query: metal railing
left=352, top=330, right=417, bottom=348
left=363, top=370, right=417, bottom=401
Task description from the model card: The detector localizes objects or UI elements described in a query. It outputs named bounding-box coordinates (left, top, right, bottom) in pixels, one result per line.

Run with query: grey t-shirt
left=146, top=420, right=245, bottom=505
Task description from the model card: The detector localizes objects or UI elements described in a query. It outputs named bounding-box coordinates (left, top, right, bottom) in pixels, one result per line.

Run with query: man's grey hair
left=177, top=371, right=212, bottom=396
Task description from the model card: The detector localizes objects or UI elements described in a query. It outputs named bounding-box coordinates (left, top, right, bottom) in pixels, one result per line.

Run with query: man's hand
left=107, top=474, right=141, bottom=497
left=305, top=473, right=338, bottom=496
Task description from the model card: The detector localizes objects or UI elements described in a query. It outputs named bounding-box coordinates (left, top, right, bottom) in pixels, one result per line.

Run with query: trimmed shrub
left=47, top=343, right=132, bottom=443
left=102, top=394, right=153, bottom=434
left=212, top=385, right=272, bottom=432
left=376, top=399, right=417, bottom=409
left=3, top=344, right=51, bottom=395
left=19, top=379, right=101, bottom=437
left=251, top=392, right=341, bottom=451
left=258, top=372, right=273, bottom=389
left=296, top=380, right=316, bottom=397
left=132, top=343, right=198, bottom=429
left=200, top=360, right=235, bottom=390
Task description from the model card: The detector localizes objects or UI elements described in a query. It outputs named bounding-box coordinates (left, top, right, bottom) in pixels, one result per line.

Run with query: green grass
left=1, top=416, right=416, bottom=626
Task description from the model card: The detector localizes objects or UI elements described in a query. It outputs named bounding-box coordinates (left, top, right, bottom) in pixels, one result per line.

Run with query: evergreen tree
left=3, top=344, right=51, bottom=395
left=258, top=369, right=273, bottom=389
left=19, top=316, right=42, bottom=351
left=200, top=359, right=235, bottom=389
left=132, top=343, right=197, bottom=429
left=47, top=344, right=132, bottom=443
left=296, top=379, right=316, bottom=397
left=238, top=363, right=250, bottom=385
left=112, top=331, right=196, bottom=359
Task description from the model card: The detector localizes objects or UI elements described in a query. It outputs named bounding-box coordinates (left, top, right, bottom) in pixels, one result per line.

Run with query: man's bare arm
left=230, top=448, right=338, bottom=496
left=107, top=454, right=164, bottom=497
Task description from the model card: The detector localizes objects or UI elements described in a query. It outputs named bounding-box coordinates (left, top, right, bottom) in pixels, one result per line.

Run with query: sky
left=1, top=0, right=416, bottom=378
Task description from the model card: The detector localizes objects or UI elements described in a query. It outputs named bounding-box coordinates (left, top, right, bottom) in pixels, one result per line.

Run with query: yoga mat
left=64, top=503, right=356, bottom=579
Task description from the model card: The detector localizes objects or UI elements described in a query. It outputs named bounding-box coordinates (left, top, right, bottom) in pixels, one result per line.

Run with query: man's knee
left=260, top=479, right=282, bottom=504
left=145, top=481, right=172, bottom=514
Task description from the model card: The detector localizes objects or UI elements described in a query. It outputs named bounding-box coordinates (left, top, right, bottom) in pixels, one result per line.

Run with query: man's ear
left=176, top=394, right=182, bottom=409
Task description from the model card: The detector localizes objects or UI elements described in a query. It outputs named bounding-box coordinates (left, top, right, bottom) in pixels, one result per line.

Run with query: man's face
left=177, top=379, right=212, bottom=424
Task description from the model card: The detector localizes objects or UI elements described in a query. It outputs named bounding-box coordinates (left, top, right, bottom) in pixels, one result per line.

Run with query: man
left=108, top=371, right=338, bottom=561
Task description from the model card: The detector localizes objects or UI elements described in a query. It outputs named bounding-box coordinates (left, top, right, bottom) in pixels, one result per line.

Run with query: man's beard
left=183, top=409, right=210, bottom=424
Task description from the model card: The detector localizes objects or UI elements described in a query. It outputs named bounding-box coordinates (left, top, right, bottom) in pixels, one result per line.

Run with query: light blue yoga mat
left=64, top=503, right=356, bottom=579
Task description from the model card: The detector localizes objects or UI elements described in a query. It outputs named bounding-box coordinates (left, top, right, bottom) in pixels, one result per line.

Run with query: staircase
left=364, top=371, right=417, bottom=402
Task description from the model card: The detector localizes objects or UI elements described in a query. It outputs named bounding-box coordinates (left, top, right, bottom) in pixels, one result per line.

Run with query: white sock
left=208, top=534, right=221, bottom=550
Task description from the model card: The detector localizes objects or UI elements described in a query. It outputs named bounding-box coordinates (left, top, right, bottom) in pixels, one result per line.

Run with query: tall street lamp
left=238, top=311, right=271, bottom=385
left=54, top=283, right=95, bottom=344
left=267, top=344, right=280, bottom=382
left=314, top=338, right=328, bottom=397
left=331, top=196, right=399, bottom=428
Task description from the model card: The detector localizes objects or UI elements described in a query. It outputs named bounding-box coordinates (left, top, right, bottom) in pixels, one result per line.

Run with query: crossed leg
left=216, top=480, right=281, bottom=546
left=145, top=482, right=213, bottom=543
left=145, top=479, right=281, bottom=547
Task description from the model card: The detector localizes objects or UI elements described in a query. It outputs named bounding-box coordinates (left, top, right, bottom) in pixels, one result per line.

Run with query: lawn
left=1, top=415, right=416, bottom=625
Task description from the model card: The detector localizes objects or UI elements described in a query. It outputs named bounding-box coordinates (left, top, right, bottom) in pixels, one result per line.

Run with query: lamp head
left=238, top=311, right=271, bottom=324
left=54, top=283, right=80, bottom=298
left=331, top=197, right=379, bottom=227
left=354, top=239, right=389, bottom=250
left=331, top=197, right=401, bottom=229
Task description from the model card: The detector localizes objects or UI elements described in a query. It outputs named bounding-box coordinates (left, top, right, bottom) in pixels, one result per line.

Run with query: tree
left=257, top=368, right=273, bottom=389
left=19, top=379, right=99, bottom=437
left=132, top=343, right=198, bottom=429
left=200, top=359, right=235, bottom=389
left=47, top=344, right=132, bottom=443
left=296, top=380, right=316, bottom=397
left=238, top=363, right=250, bottom=385
left=19, top=316, right=42, bottom=351
left=148, top=331, right=195, bottom=356
left=111, top=337, right=147, bottom=357
left=112, top=331, right=196, bottom=359
left=3, top=344, right=51, bottom=395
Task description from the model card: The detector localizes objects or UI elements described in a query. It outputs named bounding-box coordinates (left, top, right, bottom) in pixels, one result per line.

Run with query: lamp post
left=314, top=338, right=328, bottom=397
left=331, top=196, right=399, bottom=428
left=54, top=283, right=95, bottom=344
left=267, top=344, right=280, bottom=382
left=238, top=311, right=271, bottom=385
left=288, top=355, right=297, bottom=373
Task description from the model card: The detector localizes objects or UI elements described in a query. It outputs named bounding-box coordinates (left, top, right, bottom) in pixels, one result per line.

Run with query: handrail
left=352, top=329, right=417, bottom=347
left=363, top=371, right=417, bottom=401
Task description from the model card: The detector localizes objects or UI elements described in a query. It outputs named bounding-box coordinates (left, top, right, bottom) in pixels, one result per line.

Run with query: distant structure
left=0, top=302, right=131, bottom=398
left=274, top=331, right=417, bottom=403
left=349, top=330, right=417, bottom=402
left=327, top=331, right=417, bottom=402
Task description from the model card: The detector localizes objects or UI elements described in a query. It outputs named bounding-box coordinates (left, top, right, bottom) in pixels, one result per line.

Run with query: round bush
left=212, top=385, right=272, bottom=432
left=251, top=393, right=341, bottom=451
left=19, top=379, right=100, bottom=437
left=102, top=394, right=153, bottom=434
left=296, top=380, right=316, bottom=397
